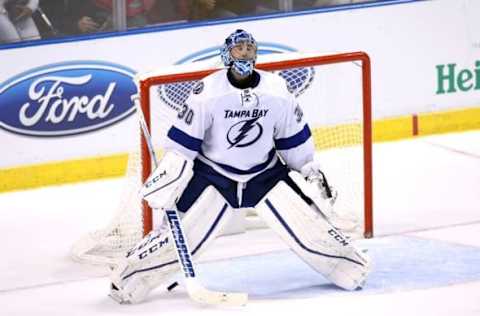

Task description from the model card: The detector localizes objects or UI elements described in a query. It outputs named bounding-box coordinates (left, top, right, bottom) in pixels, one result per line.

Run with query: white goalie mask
left=220, top=29, right=257, bottom=77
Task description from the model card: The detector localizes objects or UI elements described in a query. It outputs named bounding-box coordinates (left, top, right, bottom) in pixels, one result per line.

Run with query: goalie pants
left=176, top=158, right=312, bottom=212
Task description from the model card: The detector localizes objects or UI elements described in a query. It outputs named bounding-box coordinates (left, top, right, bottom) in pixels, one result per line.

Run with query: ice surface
left=0, top=130, right=479, bottom=316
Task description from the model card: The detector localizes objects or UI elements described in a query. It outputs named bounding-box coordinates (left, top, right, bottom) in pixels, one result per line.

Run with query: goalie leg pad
left=255, top=181, right=371, bottom=290
left=288, top=171, right=360, bottom=234
left=110, top=186, right=233, bottom=303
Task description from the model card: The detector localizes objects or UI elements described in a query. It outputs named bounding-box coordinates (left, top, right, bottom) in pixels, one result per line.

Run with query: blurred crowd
left=0, top=0, right=373, bottom=44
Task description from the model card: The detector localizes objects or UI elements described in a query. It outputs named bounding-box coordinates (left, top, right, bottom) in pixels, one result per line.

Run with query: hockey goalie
left=109, top=29, right=371, bottom=304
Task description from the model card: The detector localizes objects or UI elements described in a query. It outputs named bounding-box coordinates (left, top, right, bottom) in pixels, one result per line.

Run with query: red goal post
left=137, top=51, right=373, bottom=238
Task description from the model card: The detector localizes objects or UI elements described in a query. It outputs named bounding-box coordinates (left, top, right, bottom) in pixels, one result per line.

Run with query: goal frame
left=137, top=52, right=373, bottom=238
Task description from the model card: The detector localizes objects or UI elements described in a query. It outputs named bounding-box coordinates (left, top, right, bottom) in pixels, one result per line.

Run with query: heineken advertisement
left=436, top=61, right=480, bottom=94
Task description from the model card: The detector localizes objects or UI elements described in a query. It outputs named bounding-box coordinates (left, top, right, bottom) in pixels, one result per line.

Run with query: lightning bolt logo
left=227, top=117, right=263, bottom=149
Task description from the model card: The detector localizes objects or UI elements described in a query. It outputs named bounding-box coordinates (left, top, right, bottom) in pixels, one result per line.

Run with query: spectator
left=189, top=0, right=275, bottom=20
left=68, top=0, right=158, bottom=35
left=146, top=0, right=189, bottom=25
left=33, top=0, right=71, bottom=39
left=33, top=0, right=187, bottom=38
left=0, top=0, right=41, bottom=43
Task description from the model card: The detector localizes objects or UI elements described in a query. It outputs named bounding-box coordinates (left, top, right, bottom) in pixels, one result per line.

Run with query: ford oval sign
left=0, top=61, right=137, bottom=136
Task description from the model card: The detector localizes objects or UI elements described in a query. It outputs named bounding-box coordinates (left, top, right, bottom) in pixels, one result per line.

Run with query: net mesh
left=70, top=128, right=144, bottom=265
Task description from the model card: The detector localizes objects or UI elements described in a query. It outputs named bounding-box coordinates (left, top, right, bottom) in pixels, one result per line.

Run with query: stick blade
left=186, top=280, right=248, bottom=306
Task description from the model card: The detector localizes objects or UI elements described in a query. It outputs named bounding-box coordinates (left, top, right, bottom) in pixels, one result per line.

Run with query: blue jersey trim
left=201, top=148, right=277, bottom=175
left=275, top=124, right=312, bottom=150
left=167, top=126, right=202, bottom=152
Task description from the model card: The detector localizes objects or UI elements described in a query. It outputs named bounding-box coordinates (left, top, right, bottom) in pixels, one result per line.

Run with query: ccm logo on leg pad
left=328, top=229, right=349, bottom=246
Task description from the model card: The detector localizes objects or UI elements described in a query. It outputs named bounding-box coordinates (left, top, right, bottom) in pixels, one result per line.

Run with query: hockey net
left=71, top=52, right=373, bottom=266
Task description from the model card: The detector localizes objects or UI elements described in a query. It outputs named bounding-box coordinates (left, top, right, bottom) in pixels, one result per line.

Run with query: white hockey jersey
left=164, top=69, right=315, bottom=182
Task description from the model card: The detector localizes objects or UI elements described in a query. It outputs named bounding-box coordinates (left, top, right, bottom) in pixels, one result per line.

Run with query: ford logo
left=0, top=61, right=137, bottom=137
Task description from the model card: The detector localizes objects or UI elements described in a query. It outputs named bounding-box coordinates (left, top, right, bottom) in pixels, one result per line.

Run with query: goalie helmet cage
left=70, top=51, right=372, bottom=265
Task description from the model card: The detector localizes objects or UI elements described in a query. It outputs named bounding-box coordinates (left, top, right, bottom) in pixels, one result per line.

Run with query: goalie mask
left=221, top=29, right=257, bottom=77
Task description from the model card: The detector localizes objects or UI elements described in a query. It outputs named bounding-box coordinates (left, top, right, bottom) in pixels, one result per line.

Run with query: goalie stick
left=132, top=95, right=248, bottom=306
